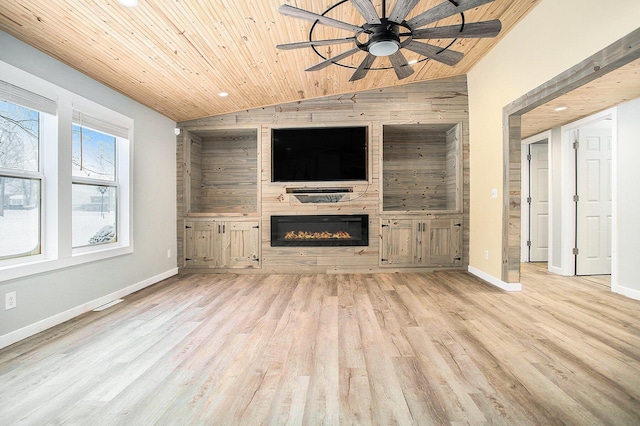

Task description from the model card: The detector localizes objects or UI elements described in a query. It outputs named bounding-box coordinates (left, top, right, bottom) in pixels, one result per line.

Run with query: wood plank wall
left=445, top=126, right=460, bottom=211
left=382, top=124, right=459, bottom=212
left=196, top=133, right=258, bottom=214
left=177, top=75, right=470, bottom=273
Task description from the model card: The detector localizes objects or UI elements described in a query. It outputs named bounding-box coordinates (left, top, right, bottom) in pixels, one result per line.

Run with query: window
left=71, top=110, right=130, bottom=252
left=0, top=72, right=132, bottom=280
left=0, top=97, right=44, bottom=260
left=71, top=121, right=118, bottom=248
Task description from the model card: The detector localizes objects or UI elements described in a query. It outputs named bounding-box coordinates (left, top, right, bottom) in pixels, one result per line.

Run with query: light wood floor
left=1, top=265, right=639, bottom=425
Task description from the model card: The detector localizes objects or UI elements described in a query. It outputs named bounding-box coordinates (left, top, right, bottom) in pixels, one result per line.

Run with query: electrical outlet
left=5, top=291, right=16, bottom=310
left=167, top=249, right=172, bottom=259
left=491, top=188, right=498, bottom=199
left=484, top=250, right=489, bottom=260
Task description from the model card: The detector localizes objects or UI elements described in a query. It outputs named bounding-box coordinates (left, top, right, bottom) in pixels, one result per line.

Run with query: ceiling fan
left=276, top=0, right=502, bottom=81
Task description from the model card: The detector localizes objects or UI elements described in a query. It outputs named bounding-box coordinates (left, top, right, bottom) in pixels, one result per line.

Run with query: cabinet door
left=381, top=219, right=416, bottom=265
left=415, top=220, right=430, bottom=265
left=185, top=221, right=224, bottom=267
left=227, top=221, right=260, bottom=268
left=428, top=218, right=462, bottom=266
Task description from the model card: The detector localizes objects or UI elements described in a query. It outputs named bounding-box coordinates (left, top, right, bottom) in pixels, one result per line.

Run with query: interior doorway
left=565, top=114, right=613, bottom=276
left=521, top=134, right=550, bottom=263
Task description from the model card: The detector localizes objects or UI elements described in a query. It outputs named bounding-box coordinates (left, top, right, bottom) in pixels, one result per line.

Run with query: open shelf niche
left=186, top=128, right=258, bottom=215
left=382, top=123, right=461, bottom=213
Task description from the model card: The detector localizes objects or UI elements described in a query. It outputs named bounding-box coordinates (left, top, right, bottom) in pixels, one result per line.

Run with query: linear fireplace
left=271, top=214, right=369, bottom=247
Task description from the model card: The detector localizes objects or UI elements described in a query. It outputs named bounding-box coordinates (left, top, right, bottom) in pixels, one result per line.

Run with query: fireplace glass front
left=271, top=214, right=369, bottom=247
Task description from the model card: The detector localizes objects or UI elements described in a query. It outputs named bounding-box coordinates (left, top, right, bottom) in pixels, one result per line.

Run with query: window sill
left=0, top=244, right=133, bottom=282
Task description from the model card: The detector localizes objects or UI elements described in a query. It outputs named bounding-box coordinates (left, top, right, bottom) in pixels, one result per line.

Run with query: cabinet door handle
left=418, top=223, right=421, bottom=232
left=222, top=224, right=225, bottom=233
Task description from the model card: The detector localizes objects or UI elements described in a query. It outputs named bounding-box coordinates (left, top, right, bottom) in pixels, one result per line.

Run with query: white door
left=576, top=122, right=612, bottom=275
left=529, top=142, right=549, bottom=261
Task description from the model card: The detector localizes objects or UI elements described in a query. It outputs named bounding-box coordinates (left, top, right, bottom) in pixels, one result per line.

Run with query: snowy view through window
left=0, top=100, right=41, bottom=259
left=72, top=124, right=117, bottom=248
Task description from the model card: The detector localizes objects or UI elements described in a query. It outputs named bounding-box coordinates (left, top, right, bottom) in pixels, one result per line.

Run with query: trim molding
left=612, top=283, right=640, bottom=302
left=468, top=265, right=522, bottom=292
left=0, top=268, right=178, bottom=350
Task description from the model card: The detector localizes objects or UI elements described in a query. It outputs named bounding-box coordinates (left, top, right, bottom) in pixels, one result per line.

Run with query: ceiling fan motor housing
left=367, top=20, right=401, bottom=56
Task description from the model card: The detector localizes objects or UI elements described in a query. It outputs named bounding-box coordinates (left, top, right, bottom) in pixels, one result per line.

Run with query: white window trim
left=0, top=60, right=133, bottom=282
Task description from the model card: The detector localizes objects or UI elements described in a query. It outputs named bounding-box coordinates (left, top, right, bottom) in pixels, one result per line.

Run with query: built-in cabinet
left=181, top=127, right=261, bottom=270
left=177, top=77, right=470, bottom=273
left=184, top=220, right=260, bottom=268
left=380, top=122, right=463, bottom=268
left=381, top=216, right=462, bottom=267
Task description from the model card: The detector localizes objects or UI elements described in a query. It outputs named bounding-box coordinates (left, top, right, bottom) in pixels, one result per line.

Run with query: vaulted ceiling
left=0, top=0, right=541, bottom=122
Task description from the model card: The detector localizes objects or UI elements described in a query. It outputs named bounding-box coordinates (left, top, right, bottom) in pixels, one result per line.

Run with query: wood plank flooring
left=1, top=265, right=639, bottom=424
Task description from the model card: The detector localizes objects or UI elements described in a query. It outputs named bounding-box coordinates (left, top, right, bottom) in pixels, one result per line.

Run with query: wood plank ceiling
left=0, top=0, right=541, bottom=122
left=521, top=58, right=640, bottom=139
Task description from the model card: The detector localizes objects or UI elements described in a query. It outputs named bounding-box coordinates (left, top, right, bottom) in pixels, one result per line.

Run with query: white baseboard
left=468, top=265, right=522, bottom=292
left=548, top=265, right=563, bottom=275
left=0, top=268, right=178, bottom=350
left=612, top=283, right=640, bottom=301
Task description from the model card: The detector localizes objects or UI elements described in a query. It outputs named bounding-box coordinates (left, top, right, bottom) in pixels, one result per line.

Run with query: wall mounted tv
left=271, top=126, right=368, bottom=182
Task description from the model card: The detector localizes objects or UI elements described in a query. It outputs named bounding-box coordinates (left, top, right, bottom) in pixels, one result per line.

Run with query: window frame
left=70, top=118, right=120, bottom=250
left=0, top=62, right=134, bottom=282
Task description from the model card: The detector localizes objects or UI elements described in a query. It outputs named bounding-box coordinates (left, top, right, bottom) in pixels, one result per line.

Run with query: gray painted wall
left=615, top=97, right=640, bottom=298
left=0, top=32, right=178, bottom=341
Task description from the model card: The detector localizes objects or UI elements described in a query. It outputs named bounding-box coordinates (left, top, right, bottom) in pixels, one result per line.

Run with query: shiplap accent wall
left=177, top=75, right=470, bottom=273
left=382, top=123, right=460, bottom=212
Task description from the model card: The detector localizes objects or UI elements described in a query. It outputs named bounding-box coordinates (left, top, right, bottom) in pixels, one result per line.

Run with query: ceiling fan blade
left=277, top=37, right=356, bottom=50
left=407, top=0, right=494, bottom=29
left=404, top=41, right=464, bottom=66
left=388, top=0, right=421, bottom=23
left=350, top=0, right=381, bottom=24
left=388, top=50, right=415, bottom=80
left=412, top=20, right=502, bottom=39
left=279, top=4, right=362, bottom=33
left=306, top=47, right=363, bottom=72
left=349, top=53, right=377, bottom=81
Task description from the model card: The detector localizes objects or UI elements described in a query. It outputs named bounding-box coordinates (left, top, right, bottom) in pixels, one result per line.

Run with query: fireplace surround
left=271, top=214, right=369, bottom=247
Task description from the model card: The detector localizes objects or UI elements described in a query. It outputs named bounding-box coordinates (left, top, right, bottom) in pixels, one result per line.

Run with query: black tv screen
left=272, top=127, right=367, bottom=182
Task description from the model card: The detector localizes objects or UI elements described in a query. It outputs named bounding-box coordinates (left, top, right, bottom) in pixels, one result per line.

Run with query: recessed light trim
left=118, top=0, right=139, bottom=7
left=218, top=91, right=229, bottom=97
left=554, top=106, right=568, bottom=111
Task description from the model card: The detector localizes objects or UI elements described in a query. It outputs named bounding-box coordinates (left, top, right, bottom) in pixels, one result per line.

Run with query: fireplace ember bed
left=271, top=215, right=369, bottom=247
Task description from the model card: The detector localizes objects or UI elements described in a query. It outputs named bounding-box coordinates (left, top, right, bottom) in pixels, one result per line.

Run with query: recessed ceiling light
left=218, top=92, right=229, bottom=97
left=118, top=0, right=138, bottom=7
left=554, top=106, right=568, bottom=111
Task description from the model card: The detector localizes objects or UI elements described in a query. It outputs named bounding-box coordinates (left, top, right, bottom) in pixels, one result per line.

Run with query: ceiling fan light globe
left=369, top=40, right=400, bottom=57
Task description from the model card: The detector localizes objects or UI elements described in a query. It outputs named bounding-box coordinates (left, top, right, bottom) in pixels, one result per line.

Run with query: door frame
left=520, top=131, right=551, bottom=264
left=502, top=28, right=640, bottom=284
left=559, top=108, right=617, bottom=276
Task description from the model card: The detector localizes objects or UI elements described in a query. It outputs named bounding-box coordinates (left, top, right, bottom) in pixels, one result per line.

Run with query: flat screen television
left=271, top=126, right=367, bottom=182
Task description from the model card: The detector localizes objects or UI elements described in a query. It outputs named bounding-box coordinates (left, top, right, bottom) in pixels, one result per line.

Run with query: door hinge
left=572, top=247, right=579, bottom=255
left=573, top=141, right=579, bottom=150
left=527, top=240, right=531, bottom=247
left=573, top=194, right=579, bottom=202
left=185, top=225, right=192, bottom=229
left=527, top=196, right=532, bottom=204
left=526, top=154, right=532, bottom=161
